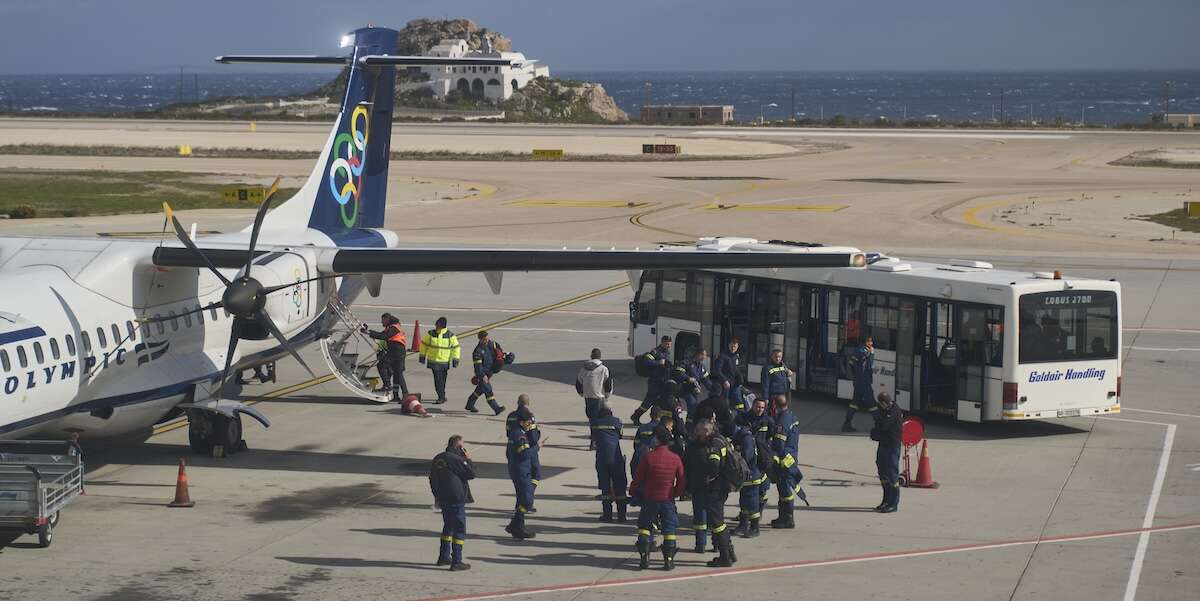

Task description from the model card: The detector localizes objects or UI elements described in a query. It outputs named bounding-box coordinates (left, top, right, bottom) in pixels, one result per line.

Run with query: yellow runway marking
left=697, top=203, right=846, bottom=212
left=507, top=199, right=650, bottom=209
left=961, top=197, right=1040, bottom=236
left=628, top=203, right=695, bottom=238
left=149, top=282, right=629, bottom=438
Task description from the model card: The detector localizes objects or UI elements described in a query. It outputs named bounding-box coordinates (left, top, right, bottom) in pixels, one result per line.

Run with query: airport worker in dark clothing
left=590, top=404, right=628, bottom=522
left=429, top=434, right=475, bottom=571
left=629, top=426, right=687, bottom=571
left=759, top=349, right=794, bottom=401
left=420, top=317, right=460, bottom=404
left=694, top=388, right=735, bottom=438
left=769, top=394, right=806, bottom=528
left=871, top=392, right=903, bottom=513
left=362, top=313, right=409, bottom=402
left=731, top=425, right=765, bottom=538
left=683, top=424, right=713, bottom=555
left=505, top=396, right=541, bottom=511
left=505, top=409, right=536, bottom=539
left=673, top=347, right=713, bottom=418
left=630, top=412, right=661, bottom=478
left=714, top=338, right=744, bottom=408
left=738, top=397, right=775, bottom=517
left=844, top=336, right=878, bottom=432
left=466, top=331, right=505, bottom=415
left=692, top=419, right=738, bottom=567
left=631, top=336, right=673, bottom=424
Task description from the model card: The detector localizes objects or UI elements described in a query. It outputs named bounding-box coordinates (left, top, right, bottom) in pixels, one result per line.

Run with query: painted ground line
left=354, top=304, right=624, bottom=316
left=413, top=521, right=1200, bottom=601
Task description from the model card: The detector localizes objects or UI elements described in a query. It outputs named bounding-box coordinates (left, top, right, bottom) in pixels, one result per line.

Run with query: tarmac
left=0, top=120, right=1197, bottom=600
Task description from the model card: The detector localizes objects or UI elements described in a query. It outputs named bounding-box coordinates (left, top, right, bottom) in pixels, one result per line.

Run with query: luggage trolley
left=0, top=440, right=85, bottom=548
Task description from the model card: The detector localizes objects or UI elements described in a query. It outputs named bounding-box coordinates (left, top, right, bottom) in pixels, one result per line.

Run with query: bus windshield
left=1019, top=290, right=1117, bottom=363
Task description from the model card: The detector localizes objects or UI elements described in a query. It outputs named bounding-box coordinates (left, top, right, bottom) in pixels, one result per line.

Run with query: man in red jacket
left=629, top=426, right=687, bottom=571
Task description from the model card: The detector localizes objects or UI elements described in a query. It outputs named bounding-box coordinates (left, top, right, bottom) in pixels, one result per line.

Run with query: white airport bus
left=627, top=238, right=1122, bottom=422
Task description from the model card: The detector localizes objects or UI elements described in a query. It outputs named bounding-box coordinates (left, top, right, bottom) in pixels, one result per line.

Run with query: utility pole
left=1163, top=80, right=1172, bottom=124
left=790, top=85, right=795, bottom=124
left=999, top=89, right=1005, bottom=123
left=642, top=82, right=651, bottom=122
left=820, top=104, right=824, bottom=121
left=178, top=66, right=183, bottom=104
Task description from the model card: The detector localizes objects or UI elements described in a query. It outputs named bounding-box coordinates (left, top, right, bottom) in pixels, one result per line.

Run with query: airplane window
left=33, top=342, right=44, bottom=364
left=0, top=349, right=8, bottom=371
left=96, top=327, right=107, bottom=349
left=65, top=334, right=76, bottom=356
left=126, top=321, right=136, bottom=340
left=17, top=346, right=28, bottom=368
left=111, top=324, right=121, bottom=343
left=155, top=315, right=165, bottom=335
left=183, top=311, right=193, bottom=328
left=196, top=307, right=204, bottom=325
left=81, top=331, right=91, bottom=353
left=139, top=320, right=150, bottom=339
left=210, top=306, right=218, bottom=321
left=169, top=311, right=179, bottom=332
left=50, top=338, right=60, bottom=360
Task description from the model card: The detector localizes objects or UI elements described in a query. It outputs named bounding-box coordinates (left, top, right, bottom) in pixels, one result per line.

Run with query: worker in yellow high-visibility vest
left=420, top=316, right=461, bottom=404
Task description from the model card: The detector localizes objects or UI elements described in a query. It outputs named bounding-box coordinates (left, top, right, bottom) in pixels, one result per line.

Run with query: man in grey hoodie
left=576, top=348, right=614, bottom=423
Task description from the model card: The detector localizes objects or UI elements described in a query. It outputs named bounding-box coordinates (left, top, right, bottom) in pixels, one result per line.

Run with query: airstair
left=319, top=296, right=391, bottom=403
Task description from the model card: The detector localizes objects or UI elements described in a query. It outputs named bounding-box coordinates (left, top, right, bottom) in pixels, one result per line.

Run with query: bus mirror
left=629, top=301, right=638, bottom=321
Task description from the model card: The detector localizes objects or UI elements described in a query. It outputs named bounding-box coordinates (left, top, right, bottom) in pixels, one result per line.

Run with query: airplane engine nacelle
left=244, top=249, right=322, bottom=336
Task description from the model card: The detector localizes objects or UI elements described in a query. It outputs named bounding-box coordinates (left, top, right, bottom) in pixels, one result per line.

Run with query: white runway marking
left=695, top=129, right=1072, bottom=140
left=1122, top=407, right=1200, bottom=419
left=1099, top=416, right=1177, bottom=601
left=354, top=303, right=623, bottom=316
left=1124, top=346, right=1200, bottom=352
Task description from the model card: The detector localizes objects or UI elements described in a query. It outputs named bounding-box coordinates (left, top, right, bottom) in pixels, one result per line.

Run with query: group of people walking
left=426, top=332, right=904, bottom=572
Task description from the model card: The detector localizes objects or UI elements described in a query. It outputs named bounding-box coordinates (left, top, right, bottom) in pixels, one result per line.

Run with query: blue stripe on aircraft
left=0, top=326, right=46, bottom=345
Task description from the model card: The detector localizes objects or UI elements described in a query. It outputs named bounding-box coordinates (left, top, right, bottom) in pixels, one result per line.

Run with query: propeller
left=159, top=177, right=320, bottom=398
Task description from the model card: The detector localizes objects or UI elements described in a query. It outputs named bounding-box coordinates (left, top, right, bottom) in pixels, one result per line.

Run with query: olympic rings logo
left=327, top=105, right=369, bottom=228
left=291, top=268, right=304, bottom=308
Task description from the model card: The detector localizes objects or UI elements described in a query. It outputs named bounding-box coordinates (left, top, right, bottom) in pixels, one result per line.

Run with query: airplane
left=0, top=26, right=865, bottom=454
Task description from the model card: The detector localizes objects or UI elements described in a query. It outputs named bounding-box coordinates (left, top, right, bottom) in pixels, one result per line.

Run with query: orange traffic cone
left=403, top=394, right=431, bottom=417
left=909, top=440, right=940, bottom=489
left=168, top=457, right=196, bottom=507
left=410, top=320, right=421, bottom=353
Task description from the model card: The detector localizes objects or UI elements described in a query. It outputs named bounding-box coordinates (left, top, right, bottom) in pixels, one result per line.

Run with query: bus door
left=921, top=301, right=957, bottom=416
left=745, top=280, right=785, bottom=388
left=714, top=276, right=751, bottom=380
left=785, top=284, right=808, bottom=391
left=629, top=274, right=658, bottom=356
left=954, top=306, right=989, bottom=422
left=894, top=298, right=918, bottom=411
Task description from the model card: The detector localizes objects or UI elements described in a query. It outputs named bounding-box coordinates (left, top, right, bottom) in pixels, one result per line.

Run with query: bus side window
left=65, top=334, right=76, bottom=356
left=49, top=338, right=60, bottom=360
left=0, top=349, right=8, bottom=371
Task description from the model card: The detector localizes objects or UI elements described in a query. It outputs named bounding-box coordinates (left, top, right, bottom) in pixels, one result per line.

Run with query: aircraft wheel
left=213, top=414, right=243, bottom=455
left=187, top=411, right=214, bottom=455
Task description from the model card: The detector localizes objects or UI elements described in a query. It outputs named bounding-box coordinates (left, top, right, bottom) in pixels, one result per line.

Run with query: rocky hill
left=397, top=18, right=511, bottom=54
left=504, top=78, right=628, bottom=123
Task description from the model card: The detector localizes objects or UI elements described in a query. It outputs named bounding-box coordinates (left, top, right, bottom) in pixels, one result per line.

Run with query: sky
left=0, top=0, right=1197, bottom=74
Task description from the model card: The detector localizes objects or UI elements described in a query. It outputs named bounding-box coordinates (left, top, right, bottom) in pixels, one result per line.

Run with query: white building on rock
left=420, top=39, right=550, bottom=101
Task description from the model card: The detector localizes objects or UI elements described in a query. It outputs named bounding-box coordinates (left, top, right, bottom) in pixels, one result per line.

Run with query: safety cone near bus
left=168, top=457, right=196, bottom=507
left=411, top=320, right=421, bottom=354
left=909, top=440, right=940, bottom=489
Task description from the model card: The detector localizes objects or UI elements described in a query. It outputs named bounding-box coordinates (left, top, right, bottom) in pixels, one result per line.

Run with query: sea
left=1, top=71, right=1197, bottom=126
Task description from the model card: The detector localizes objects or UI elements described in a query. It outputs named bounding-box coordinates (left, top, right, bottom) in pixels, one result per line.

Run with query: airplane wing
left=151, top=241, right=867, bottom=274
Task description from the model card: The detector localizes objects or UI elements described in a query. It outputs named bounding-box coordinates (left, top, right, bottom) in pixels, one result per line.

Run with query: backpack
left=489, top=341, right=507, bottom=374
left=753, top=434, right=774, bottom=475
left=719, top=439, right=753, bottom=493
left=634, top=352, right=654, bottom=377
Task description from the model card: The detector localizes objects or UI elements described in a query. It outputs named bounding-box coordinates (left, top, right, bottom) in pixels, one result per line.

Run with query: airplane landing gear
left=186, top=410, right=243, bottom=456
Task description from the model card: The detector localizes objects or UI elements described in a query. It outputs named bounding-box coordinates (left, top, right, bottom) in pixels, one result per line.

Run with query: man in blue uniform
left=673, top=347, right=713, bottom=419
left=769, top=394, right=806, bottom=528
left=713, top=338, right=744, bottom=409
left=505, top=408, right=536, bottom=539
left=429, top=434, right=475, bottom=571
left=631, top=336, right=673, bottom=424
left=590, top=404, right=628, bottom=522
left=738, top=397, right=775, bottom=519
left=870, top=392, right=903, bottom=513
left=505, top=396, right=541, bottom=512
left=682, top=424, right=712, bottom=555
left=466, top=331, right=506, bottom=415
left=759, top=349, right=794, bottom=401
left=844, top=336, right=878, bottom=432
left=731, top=425, right=765, bottom=538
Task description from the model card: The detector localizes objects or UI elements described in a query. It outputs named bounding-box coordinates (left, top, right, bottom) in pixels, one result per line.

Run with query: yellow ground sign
left=221, top=186, right=268, bottom=204
left=508, top=199, right=648, bottom=209
left=531, top=149, right=565, bottom=158
left=698, top=203, right=847, bottom=212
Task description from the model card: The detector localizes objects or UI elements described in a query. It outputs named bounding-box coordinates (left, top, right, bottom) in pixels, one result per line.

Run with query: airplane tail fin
left=259, top=27, right=397, bottom=243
